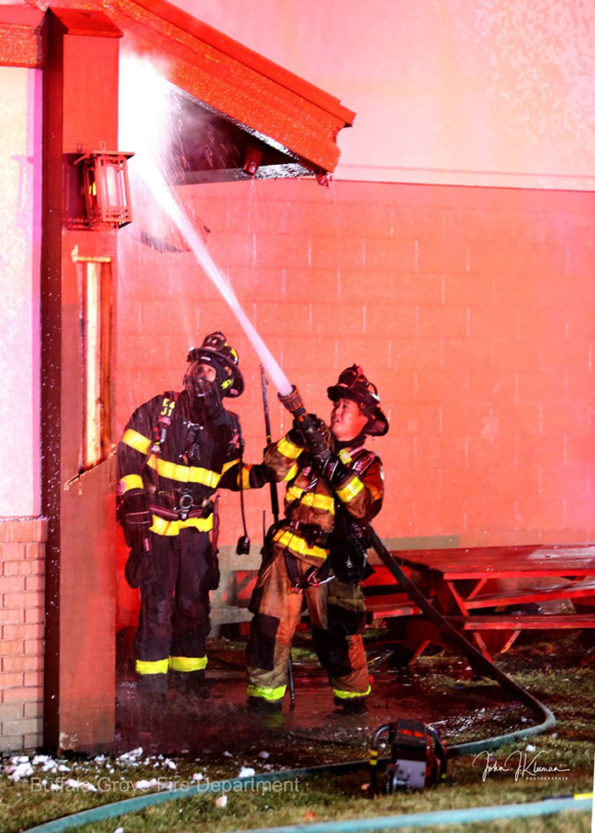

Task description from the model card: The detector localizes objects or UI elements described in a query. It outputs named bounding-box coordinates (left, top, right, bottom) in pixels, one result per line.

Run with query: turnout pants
left=134, top=527, right=219, bottom=688
left=246, top=548, right=370, bottom=705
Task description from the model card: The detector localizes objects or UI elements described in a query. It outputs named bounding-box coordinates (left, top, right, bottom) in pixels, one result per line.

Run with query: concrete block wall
left=0, top=517, right=46, bottom=753
left=116, top=177, right=595, bottom=629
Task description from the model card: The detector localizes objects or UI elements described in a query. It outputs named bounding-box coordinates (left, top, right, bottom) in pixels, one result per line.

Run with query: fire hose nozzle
left=278, top=385, right=306, bottom=418
left=278, top=385, right=331, bottom=462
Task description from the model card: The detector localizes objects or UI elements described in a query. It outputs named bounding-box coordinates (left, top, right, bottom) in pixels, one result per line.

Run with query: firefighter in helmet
left=117, top=332, right=269, bottom=704
left=246, top=365, right=388, bottom=713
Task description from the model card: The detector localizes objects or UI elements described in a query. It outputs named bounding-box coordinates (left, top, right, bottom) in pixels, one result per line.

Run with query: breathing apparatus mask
left=184, top=331, right=244, bottom=416
left=183, top=360, right=222, bottom=416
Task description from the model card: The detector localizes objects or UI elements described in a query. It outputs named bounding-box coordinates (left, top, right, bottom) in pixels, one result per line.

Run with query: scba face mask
left=187, top=332, right=244, bottom=399
left=183, top=360, right=222, bottom=415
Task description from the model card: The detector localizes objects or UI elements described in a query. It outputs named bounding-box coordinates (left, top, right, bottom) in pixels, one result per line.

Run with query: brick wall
left=0, top=517, right=46, bottom=753
left=117, top=179, right=595, bottom=568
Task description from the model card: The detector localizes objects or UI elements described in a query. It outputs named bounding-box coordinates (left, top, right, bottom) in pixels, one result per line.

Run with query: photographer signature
left=473, top=749, right=571, bottom=782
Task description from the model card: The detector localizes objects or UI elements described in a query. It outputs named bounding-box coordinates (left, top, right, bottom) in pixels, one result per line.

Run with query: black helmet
left=327, top=364, right=388, bottom=436
left=187, top=331, right=244, bottom=398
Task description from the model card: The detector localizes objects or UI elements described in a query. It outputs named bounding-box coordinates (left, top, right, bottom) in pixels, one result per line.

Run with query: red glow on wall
left=117, top=179, right=595, bottom=546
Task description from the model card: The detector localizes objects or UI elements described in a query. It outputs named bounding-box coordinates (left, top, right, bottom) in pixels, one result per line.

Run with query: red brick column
left=0, top=517, right=47, bottom=753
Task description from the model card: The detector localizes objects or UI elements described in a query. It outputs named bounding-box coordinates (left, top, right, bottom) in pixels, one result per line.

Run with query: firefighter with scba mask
left=246, top=365, right=388, bottom=713
left=117, top=332, right=269, bottom=706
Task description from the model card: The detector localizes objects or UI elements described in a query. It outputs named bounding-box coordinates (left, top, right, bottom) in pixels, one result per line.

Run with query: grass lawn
left=1, top=633, right=593, bottom=833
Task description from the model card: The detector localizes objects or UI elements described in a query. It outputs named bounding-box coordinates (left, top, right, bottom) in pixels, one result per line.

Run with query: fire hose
left=261, top=366, right=296, bottom=708
left=22, top=776, right=591, bottom=833
left=22, top=387, right=586, bottom=833
left=21, top=769, right=592, bottom=833
left=59, top=118, right=583, bottom=831
left=276, top=386, right=557, bottom=755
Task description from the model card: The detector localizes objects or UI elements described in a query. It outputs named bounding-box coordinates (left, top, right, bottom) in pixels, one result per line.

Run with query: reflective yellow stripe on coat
left=122, top=428, right=152, bottom=455
left=335, top=475, right=364, bottom=504
left=119, top=473, right=144, bottom=493
left=285, top=486, right=335, bottom=513
left=145, top=455, right=221, bottom=488
left=272, top=528, right=328, bottom=561
left=150, top=514, right=214, bottom=537
left=123, top=428, right=221, bottom=488
left=277, top=436, right=303, bottom=460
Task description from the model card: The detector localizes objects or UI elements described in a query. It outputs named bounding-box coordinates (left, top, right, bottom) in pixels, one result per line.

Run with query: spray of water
left=119, top=54, right=293, bottom=397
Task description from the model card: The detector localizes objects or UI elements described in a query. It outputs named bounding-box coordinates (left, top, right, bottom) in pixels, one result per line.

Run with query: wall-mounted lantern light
left=75, top=150, right=134, bottom=228
left=242, top=146, right=263, bottom=176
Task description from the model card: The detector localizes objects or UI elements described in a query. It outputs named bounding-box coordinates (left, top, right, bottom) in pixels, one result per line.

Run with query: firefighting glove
left=247, top=462, right=276, bottom=489
left=314, top=450, right=350, bottom=487
left=124, top=544, right=153, bottom=589
left=298, top=415, right=348, bottom=485
left=309, top=415, right=332, bottom=448
left=289, top=413, right=331, bottom=448
left=120, top=491, right=152, bottom=551
left=286, top=417, right=307, bottom=447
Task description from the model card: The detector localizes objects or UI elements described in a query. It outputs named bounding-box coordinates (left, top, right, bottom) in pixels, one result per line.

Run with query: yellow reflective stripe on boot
left=136, top=658, right=169, bottom=675
left=169, top=656, right=207, bottom=672
left=247, top=684, right=286, bottom=702
left=332, top=684, right=371, bottom=699
left=150, top=514, right=214, bottom=536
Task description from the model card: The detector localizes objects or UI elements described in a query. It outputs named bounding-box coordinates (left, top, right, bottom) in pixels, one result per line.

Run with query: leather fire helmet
left=327, top=364, right=388, bottom=436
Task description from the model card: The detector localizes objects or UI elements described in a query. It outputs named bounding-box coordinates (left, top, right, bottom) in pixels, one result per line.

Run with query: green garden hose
left=23, top=530, right=567, bottom=833
left=22, top=769, right=591, bottom=833
left=235, top=794, right=592, bottom=833
left=365, top=526, right=557, bottom=757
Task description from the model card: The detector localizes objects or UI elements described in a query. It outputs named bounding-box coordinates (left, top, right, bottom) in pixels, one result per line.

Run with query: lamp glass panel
left=81, top=260, right=113, bottom=467
left=102, top=160, right=124, bottom=206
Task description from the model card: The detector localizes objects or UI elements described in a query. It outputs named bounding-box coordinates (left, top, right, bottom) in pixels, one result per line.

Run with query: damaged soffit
left=0, top=0, right=355, bottom=179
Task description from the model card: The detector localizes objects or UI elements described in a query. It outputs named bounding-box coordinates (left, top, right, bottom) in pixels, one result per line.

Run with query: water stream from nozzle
left=143, top=160, right=292, bottom=397
left=119, top=55, right=293, bottom=398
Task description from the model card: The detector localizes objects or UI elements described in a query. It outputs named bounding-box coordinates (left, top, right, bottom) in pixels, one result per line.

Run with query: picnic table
left=363, top=543, right=595, bottom=662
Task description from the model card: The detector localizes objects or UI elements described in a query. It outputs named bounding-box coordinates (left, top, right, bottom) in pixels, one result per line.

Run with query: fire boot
left=246, top=696, right=284, bottom=729
left=136, top=674, right=168, bottom=732
left=247, top=696, right=283, bottom=713
left=171, top=670, right=210, bottom=699
left=333, top=695, right=368, bottom=715
left=138, top=673, right=168, bottom=705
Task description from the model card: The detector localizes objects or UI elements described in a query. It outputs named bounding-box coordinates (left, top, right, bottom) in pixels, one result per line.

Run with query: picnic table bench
left=370, top=543, right=595, bottom=662
left=214, top=543, right=595, bottom=663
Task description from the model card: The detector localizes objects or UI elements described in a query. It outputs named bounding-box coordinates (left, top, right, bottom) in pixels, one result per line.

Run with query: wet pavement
left=114, top=638, right=520, bottom=766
